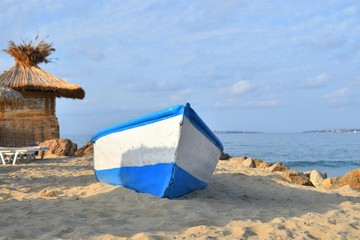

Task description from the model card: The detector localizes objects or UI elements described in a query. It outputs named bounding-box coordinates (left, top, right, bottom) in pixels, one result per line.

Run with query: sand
left=0, top=156, right=359, bottom=240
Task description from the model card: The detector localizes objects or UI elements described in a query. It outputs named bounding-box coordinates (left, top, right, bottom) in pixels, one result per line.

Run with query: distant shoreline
left=303, top=128, right=360, bottom=133
left=214, top=130, right=264, bottom=134
left=215, top=128, right=360, bottom=134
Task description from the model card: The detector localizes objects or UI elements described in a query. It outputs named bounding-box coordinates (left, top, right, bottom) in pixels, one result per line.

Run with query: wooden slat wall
left=0, top=116, right=59, bottom=147
left=0, top=92, right=56, bottom=118
left=0, top=91, right=59, bottom=147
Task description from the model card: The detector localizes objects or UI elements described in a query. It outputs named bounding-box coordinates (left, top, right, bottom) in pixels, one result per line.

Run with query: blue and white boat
left=91, top=103, right=223, bottom=199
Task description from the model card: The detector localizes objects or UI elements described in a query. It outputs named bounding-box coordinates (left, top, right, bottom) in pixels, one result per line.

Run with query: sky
left=1, top=0, right=360, bottom=137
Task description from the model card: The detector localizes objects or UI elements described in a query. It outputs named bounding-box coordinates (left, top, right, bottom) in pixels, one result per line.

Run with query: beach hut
left=0, top=86, right=24, bottom=111
left=0, top=37, right=85, bottom=147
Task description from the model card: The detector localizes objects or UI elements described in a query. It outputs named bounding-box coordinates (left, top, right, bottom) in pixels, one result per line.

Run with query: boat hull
left=91, top=103, right=223, bottom=198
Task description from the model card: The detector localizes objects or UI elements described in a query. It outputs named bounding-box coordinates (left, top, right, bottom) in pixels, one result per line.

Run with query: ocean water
left=217, top=133, right=360, bottom=177
left=64, top=132, right=360, bottom=178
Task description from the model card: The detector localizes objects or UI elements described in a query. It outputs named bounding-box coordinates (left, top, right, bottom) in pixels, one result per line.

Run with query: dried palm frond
left=0, top=65, right=85, bottom=99
left=2, top=35, right=55, bottom=67
left=0, top=86, right=24, bottom=110
left=0, top=35, right=85, bottom=99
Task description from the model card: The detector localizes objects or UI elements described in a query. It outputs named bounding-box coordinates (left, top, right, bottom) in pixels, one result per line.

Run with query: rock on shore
left=222, top=153, right=360, bottom=191
left=39, top=138, right=77, bottom=157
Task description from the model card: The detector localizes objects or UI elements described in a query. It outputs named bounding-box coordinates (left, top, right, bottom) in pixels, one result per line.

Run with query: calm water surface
left=217, top=133, right=360, bottom=177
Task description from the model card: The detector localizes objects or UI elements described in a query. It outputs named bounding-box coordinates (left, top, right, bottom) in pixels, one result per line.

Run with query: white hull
left=91, top=103, right=223, bottom=198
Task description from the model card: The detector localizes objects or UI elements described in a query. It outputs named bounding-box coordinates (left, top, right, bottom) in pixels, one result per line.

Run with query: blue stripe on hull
left=166, top=164, right=207, bottom=199
left=94, top=163, right=207, bottom=198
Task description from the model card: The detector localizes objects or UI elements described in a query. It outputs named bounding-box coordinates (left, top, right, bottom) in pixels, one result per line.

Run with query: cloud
left=214, top=98, right=236, bottom=108
left=228, top=80, right=253, bottom=94
left=215, top=97, right=280, bottom=109
left=126, top=79, right=189, bottom=94
left=134, top=56, right=151, bottom=66
left=324, top=88, right=349, bottom=103
left=317, top=36, right=347, bottom=50
left=242, top=98, right=280, bottom=108
left=303, top=73, right=330, bottom=88
left=334, top=41, right=360, bottom=60
left=71, top=44, right=105, bottom=61
left=342, top=6, right=357, bottom=15
left=353, top=77, right=360, bottom=87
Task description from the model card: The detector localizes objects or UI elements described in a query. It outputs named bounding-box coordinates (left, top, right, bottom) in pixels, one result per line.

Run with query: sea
left=64, top=132, right=360, bottom=178
left=217, top=132, right=360, bottom=177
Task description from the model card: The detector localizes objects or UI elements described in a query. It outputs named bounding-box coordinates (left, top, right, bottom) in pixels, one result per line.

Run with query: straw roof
left=0, top=86, right=24, bottom=110
left=0, top=37, right=85, bottom=99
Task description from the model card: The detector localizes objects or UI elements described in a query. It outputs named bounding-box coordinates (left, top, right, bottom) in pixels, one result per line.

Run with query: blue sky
left=1, top=0, right=360, bottom=137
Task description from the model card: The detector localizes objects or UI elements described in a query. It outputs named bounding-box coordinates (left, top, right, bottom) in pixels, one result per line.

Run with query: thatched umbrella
left=0, top=36, right=85, bottom=147
left=0, top=86, right=24, bottom=110
left=0, top=36, right=85, bottom=99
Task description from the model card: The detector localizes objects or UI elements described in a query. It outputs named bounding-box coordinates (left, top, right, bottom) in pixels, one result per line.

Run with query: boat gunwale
left=91, top=103, right=223, bottom=151
left=91, top=104, right=184, bottom=143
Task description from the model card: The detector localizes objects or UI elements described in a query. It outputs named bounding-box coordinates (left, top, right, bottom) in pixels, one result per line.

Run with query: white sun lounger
left=0, top=146, right=49, bottom=165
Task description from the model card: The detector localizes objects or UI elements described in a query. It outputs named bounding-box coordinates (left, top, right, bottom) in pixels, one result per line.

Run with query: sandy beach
left=0, top=155, right=359, bottom=239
